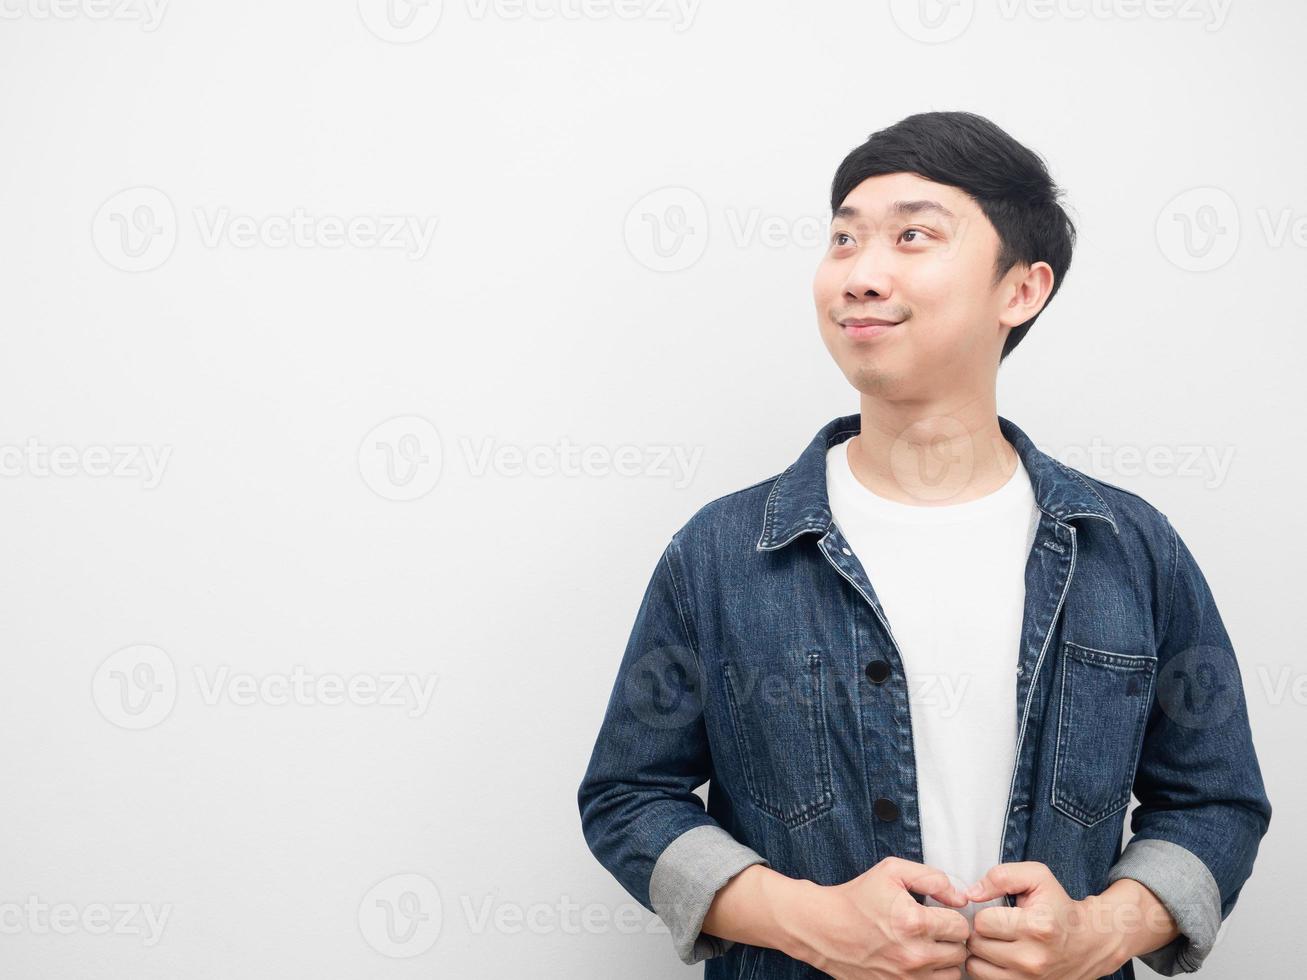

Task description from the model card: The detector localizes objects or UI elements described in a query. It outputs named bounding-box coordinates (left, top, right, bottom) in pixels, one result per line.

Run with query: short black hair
left=829, top=111, right=1076, bottom=361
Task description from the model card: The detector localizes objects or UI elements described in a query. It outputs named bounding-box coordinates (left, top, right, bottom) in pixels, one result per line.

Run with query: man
left=577, top=111, right=1271, bottom=980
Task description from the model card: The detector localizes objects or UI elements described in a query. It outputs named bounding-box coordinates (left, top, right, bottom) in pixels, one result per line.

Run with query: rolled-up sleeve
left=1106, top=516, right=1272, bottom=974
left=577, top=534, right=769, bottom=964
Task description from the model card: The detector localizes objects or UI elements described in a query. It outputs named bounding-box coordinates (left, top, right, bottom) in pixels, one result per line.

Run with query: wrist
left=1088, top=878, right=1179, bottom=970
left=760, top=874, right=826, bottom=963
left=1081, top=892, right=1132, bottom=973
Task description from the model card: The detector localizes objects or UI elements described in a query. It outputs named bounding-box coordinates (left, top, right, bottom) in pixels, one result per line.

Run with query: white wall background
left=0, top=1, right=1302, bottom=976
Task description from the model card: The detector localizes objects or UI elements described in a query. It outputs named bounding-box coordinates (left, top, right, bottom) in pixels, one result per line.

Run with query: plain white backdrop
left=0, top=1, right=1302, bottom=976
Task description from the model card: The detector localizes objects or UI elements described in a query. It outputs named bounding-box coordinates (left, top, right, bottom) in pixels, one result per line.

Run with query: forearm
left=1091, top=877, right=1182, bottom=971
left=701, top=863, right=818, bottom=959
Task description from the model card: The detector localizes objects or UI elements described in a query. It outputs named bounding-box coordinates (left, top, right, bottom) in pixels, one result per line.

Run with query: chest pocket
left=722, top=649, right=835, bottom=829
left=1052, top=641, right=1157, bottom=827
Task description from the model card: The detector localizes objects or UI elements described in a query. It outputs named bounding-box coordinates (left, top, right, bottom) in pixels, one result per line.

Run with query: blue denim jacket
left=578, top=413, right=1271, bottom=979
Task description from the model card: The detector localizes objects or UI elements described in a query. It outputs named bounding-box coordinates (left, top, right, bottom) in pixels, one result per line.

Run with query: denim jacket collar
left=756, top=412, right=1119, bottom=552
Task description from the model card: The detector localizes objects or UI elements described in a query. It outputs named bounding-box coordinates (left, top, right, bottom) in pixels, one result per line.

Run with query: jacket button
left=873, top=798, right=900, bottom=822
left=865, top=660, right=891, bottom=684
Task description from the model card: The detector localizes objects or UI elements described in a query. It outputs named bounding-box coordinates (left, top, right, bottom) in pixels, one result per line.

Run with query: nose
left=841, top=244, right=893, bottom=304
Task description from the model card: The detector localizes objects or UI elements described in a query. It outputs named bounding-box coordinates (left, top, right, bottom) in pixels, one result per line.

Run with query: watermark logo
left=358, top=0, right=444, bottom=41
left=92, top=644, right=177, bottom=730
left=359, top=417, right=704, bottom=499
left=92, top=186, right=177, bottom=273
left=624, top=645, right=704, bottom=730
left=359, top=873, right=443, bottom=957
left=889, top=0, right=975, bottom=43
left=623, top=187, right=710, bottom=272
left=887, top=414, right=978, bottom=504
left=1156, top=645, right=1240, bottom=729
left=358, top=415, right=444, bottom=502
left=94, top=187, right=439, bottom=271
left=1156, top=186, right=1240, bottom=271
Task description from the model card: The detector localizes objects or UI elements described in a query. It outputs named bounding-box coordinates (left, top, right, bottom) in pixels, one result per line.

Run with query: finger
left=965, top=861, right=1047, bottom=902
left=964, top=952, right=1006, bottom=980
left=921, top=907, right=971, bottom=944
left=929, top=935, right=971, bottom=966
left=895, top=864, right=969, bottom=907
left=965, top=932, right=1020, bottom=967
left=971, top=905, right=1022, bottom=940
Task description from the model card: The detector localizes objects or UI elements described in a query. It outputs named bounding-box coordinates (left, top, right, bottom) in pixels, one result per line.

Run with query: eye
left=831, top=231, right=854, bottom=247
left=899, top=227, right=931, bottom=244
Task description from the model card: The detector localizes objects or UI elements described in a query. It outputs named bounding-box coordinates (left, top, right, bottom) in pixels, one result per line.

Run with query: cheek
left=812, top=265, right=838, bottom=302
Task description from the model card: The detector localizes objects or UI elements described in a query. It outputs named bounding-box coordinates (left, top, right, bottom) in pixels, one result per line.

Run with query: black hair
left=829, top=111, right=1076, bottom=361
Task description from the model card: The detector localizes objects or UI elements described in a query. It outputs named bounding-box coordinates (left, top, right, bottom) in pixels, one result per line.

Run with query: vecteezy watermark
left=0, top=897, right=172, bottom=945
left=193, top=665, right=439, bottom=718
left=0, top=0, right=169, bottom=31
left=461, top=893, right=670, bottom=935
left=1157, top=185, right=1307, bottom=271
left=1254, top=664, right=1307, bottom=707
left=1155, top=645, right=1240, bottom=730
left=358, top=415, right=704, bottom=501
left=1036, top=437, right=1236, bottom=490
left=623, top=187, right=973, bottom=272
left=1155, top=187, right=1240, bottom=272
left=459, top=435, right=702, bottom=486
left=996, top=0, right=1231, bottom=30
left=357, top=0, right=700, bottom=42
left=624, top=187, right=832, bottom=272
left=359, top=873, right=443, bottom=958
left=358, top=416, right=444, bottom=502
left=192, top=207, right=438, bottom=260
left=463, top=0, right=701, bottom=31
left=92, top=645, right=441, bottom=729
left=889, top=0, right=1230, bottom=44
left=0, top=439, right=172, bottom=488
left=92, top=644, right=178, bottom=730
left=92, top=186, right=439, bottom=272
left=359, top=874, right=669, bottom=957
left=357, top=0, right=445, bottom=42
left=92, top=186, right=177, bottom=273
left=724, top=659, right=972, bottom=718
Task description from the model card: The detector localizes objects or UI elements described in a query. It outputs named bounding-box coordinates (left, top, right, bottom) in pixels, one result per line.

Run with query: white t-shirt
left=825, top=438, right=1041, bottom=934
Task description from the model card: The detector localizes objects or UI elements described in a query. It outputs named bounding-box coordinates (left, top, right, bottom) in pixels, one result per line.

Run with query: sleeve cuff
left=648, top=824, right=771, bottom=965
left=1106, top=837, right=1222, bottom=975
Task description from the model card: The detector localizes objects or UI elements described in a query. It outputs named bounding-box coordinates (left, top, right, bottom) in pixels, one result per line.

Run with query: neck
left=847, top=391, right=1017, bottom=506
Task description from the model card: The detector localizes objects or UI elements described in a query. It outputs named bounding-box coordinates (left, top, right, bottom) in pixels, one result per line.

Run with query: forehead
left=833, top=172, right=977, bottom=222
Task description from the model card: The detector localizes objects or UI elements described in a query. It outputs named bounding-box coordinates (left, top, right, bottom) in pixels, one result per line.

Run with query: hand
left=962, top=862, right=1125, bottom=979
left=787, top=856, right=972, bottom=979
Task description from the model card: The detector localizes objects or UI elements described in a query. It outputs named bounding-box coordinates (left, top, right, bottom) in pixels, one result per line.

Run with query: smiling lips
left=840, top=316, right=901, bottom=339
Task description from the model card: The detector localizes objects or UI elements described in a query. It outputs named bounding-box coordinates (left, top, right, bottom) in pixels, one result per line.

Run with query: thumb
left=895, top=864, right=969, bottom=908
left=964, top=862, right=1048, bottom=903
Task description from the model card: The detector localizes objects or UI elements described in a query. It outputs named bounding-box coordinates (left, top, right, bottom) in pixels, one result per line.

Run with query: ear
left=999, top=261, right=1055, bottom=330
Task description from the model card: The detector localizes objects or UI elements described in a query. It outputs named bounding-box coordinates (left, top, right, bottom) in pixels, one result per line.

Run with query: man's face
left=813, top=171, right=1019, bottom=398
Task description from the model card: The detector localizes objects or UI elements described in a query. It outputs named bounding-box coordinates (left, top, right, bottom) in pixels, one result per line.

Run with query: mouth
left=839, top=317, right=901, bottom=340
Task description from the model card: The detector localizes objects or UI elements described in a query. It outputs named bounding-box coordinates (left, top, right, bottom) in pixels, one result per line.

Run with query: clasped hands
left=793, top=857, right=1133, bottom=980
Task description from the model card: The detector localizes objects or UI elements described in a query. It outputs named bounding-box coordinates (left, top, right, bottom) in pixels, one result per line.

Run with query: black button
left=873, top=797, right=900, bottom=821
left=865, top=659, right=891, bottom=684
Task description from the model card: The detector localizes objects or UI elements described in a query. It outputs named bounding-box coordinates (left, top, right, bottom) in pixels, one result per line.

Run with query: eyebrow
left=833, top=200, right=957, bottom=222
